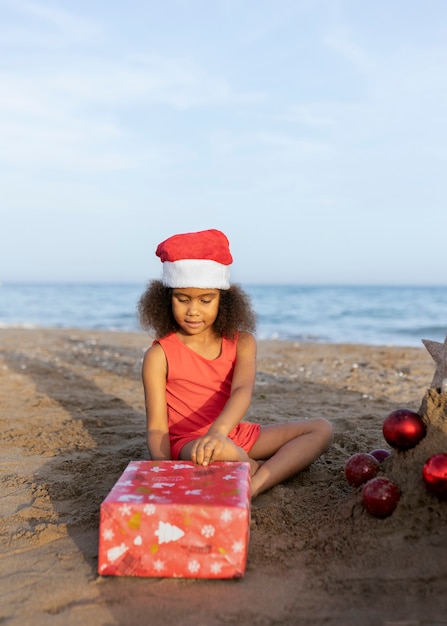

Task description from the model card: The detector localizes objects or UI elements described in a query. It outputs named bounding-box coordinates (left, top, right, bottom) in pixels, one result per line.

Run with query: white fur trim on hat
left=162, top=259, right=230, bottom=289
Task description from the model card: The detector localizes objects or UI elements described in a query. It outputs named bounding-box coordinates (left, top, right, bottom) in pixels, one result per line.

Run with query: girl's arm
left=191, top=331, right=257, bottom=464
left=142, top=343, right=171, bottom=460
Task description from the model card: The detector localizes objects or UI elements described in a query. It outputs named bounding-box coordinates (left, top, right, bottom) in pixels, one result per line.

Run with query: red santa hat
left=155, top=229, right=233, bottom=289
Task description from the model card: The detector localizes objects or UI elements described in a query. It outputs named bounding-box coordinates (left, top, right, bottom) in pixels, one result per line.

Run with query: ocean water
left=0, top=282, right=446, bottom=347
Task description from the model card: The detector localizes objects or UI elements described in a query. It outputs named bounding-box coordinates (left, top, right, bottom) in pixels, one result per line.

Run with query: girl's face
left=171, top=288, right=221, bottom=335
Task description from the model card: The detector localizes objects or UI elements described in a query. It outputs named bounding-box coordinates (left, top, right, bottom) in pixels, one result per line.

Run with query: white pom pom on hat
left=155, top=229, right=233, bottom=289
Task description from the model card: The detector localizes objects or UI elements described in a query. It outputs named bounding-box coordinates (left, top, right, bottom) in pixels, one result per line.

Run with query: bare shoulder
left=142, top=342, right=166, bottom=375
left=236, top=331, right=257, bottom=356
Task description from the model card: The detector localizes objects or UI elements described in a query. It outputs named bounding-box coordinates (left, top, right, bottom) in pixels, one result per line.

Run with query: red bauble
left=369, top=448, right=391, bottom=463
left=382, top=409, right=426, bottom=450
left=345, top=452, right=380, bottom=487
left=362, top=477, right=401, bottom=517
left=422, top=453, right=447, bottom=498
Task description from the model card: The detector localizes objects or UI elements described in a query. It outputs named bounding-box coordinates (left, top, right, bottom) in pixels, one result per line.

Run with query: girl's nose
left=186, top=302, right=199, bottom=315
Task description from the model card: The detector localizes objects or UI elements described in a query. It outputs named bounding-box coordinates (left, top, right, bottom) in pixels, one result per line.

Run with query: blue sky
left=1, top=0, right=446, bottom=285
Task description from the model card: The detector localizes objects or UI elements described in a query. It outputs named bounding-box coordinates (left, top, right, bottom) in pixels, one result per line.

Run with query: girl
left=138, top=229, right=333, bottom=498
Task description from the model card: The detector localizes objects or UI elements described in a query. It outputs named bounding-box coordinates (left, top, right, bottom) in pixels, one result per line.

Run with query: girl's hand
left=191, top=432, right=228, bottom=467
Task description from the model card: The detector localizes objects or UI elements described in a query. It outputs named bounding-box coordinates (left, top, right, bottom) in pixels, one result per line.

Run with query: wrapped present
left=98, top=460, right=251, bottom=578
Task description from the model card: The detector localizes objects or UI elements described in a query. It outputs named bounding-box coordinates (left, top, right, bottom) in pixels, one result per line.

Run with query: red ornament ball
left=345, top=452, right=380, bottom=487
left=362, top=477, right=401, bottom=517
left=382, top=408, right=426, bottom=450
left=369, top=448, right=391, bottom=463
left=422, top=453, right=447, bottom=498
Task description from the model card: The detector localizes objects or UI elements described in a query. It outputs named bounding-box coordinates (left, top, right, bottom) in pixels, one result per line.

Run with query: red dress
left=155, top=332, right=261, bottom=460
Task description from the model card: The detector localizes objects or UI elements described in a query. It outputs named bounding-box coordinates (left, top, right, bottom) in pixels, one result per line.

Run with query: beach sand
left=1, top=328, right=447, bottom=626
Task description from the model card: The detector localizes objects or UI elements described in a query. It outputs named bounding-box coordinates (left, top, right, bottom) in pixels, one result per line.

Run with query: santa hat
left=156, top=229, right=233, bottom=289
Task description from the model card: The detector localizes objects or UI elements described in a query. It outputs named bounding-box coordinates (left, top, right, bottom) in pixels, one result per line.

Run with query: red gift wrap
left=98, top=460, right=251, bottom=578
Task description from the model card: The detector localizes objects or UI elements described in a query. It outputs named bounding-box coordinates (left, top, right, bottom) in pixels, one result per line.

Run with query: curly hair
left=137, top=280, right=257, bottom=339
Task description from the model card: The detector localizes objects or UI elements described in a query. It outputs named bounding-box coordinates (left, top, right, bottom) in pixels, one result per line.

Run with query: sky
left=1, top=0, right=447, bottom=285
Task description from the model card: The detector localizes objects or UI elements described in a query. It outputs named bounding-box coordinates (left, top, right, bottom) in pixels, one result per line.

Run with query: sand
left=1, top=328, right=447, bottom=626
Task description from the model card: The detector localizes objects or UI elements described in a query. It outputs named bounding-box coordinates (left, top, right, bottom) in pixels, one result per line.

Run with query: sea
left=0, top=283, right=446, bottom=348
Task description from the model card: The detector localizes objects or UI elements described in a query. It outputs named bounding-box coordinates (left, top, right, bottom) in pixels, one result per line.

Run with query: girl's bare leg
left=248, top=418, right=333, bottom=498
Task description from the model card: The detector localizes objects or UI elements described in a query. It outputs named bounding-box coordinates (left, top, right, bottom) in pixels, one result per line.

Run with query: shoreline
left=1, top=328, right=446, bottom=625
left=0, top=321, right=434, bottom=347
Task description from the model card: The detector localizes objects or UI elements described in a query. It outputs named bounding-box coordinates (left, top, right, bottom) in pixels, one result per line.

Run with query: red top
left=155, top=333, right=260, bottom=460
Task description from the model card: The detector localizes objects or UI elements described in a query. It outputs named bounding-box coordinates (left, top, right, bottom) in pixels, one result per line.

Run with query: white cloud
left=324, top=28, right=377, bottom=75
left=2, top=0, right=103, bottom=45
left=0, top=55, right=261, bottom=178
left=38, top=55, right=261, bottom=109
